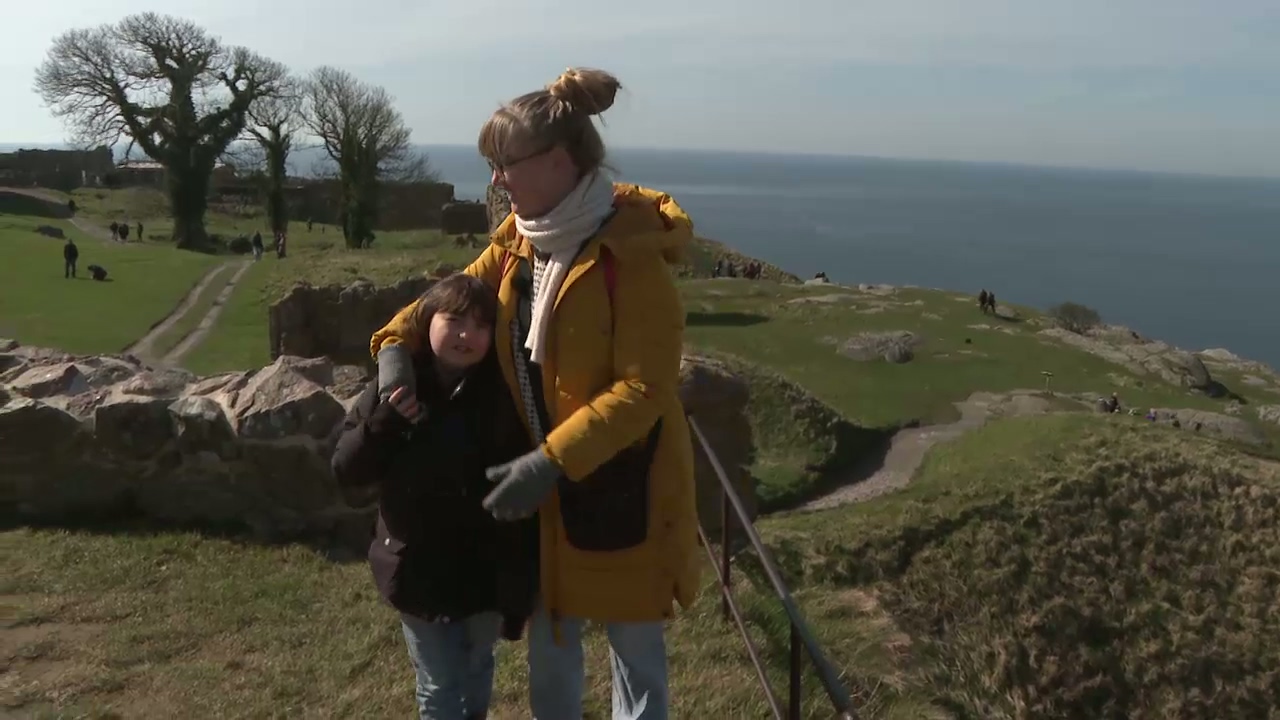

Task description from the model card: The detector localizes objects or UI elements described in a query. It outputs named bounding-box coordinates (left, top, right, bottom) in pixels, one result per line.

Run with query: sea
left=5, top=142, right=1277, bottom=369
left=418, top=144, right=1280, bottom=371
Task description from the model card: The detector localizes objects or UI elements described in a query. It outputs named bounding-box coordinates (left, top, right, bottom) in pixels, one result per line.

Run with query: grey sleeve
left=376, top=344, right=417, bottom=400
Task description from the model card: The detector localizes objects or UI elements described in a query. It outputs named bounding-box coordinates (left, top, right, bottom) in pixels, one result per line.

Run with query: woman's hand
left=387, top=386, right=423, bottom=422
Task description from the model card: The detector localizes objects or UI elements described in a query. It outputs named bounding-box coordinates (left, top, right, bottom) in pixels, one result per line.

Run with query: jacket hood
left=491, top=182, right=692, bottom=265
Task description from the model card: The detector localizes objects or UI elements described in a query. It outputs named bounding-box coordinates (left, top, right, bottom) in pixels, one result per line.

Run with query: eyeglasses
left=487, top=145, right=553, bottom=175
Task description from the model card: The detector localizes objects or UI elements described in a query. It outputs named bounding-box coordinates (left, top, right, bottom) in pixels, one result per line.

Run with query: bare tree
left=303, top=66, right=430, bottom=249
left=246, top=76, right=304, bottom=235
left=34, top=13, right=286, bottom=249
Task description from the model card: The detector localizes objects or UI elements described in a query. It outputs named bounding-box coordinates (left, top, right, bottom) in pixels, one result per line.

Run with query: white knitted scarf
left=515, top=172, right=616, bottom=364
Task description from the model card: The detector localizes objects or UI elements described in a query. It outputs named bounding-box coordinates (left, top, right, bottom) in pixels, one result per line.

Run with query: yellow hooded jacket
left=370, top=184, right=702, bottom=624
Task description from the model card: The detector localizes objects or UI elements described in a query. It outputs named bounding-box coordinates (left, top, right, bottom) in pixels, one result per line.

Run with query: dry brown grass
left=1, top=526, right=934, bottom=719
left=766, top=415, right=1280, bottom=720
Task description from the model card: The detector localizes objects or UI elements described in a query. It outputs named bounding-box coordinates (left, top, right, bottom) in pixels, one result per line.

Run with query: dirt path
left=800, top=390, right=1072, bottom=510
left=160, top=259, right=253, bottom=366
left=123, top=260, right=246, bottom=365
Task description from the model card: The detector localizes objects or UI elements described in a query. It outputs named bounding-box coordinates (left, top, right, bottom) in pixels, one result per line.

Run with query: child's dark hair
left=408, top=273, right=499, bottom=342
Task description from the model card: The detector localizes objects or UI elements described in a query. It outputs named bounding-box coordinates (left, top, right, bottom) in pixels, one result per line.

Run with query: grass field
left=0, top=214, right=218, bottom=354
left=6, top=417, right=1275, bottom=717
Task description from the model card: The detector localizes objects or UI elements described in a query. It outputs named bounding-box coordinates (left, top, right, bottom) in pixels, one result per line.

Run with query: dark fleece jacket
left=330, top=351, right=538, bottom=639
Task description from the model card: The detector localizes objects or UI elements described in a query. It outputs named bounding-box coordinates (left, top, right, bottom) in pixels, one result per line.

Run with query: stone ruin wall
left=2, top=339, right=755, bottom=549
left=279, top=181, right=457, bottom=231
left=0, top=147, right=115, bottom=191
left=268, top=276, right=435, bottom=368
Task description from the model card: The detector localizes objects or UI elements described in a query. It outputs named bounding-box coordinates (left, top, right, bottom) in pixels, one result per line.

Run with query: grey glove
left=376, top=344, right=416, bottom=401
left=483, top=449, right=561, bottom=521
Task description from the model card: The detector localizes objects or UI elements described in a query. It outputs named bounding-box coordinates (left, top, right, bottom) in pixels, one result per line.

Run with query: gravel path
left=122, top=260, right=249, bottom=365
left=160, top=259, right=253, bottom=366
left=799, top=390, right=1065, bottom=510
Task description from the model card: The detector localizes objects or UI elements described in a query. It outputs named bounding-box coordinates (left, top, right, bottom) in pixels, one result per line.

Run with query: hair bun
left=547, top=67, right=622, bottom=117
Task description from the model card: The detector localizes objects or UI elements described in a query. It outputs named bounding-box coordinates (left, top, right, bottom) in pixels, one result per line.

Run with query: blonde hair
left=478, top=68, right=622, bottom=176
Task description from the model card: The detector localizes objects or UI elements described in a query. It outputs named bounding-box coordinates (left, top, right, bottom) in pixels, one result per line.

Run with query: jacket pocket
left=368, top=534, right=410, bottom=609
left=557, top=420, right=662, bottom=552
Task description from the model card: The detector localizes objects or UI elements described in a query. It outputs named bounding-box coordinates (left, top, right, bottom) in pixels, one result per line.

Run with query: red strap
left=500, top=249, right=513, bottom=280
left=599, top=245, right=617, bottom=309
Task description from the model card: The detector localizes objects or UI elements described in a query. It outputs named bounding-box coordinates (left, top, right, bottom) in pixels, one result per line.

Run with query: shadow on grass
left=757, top=421, right=909, bottom=514
left=1204, top=380, right=1248, bottom=403
left=6, top=507, right=374, bottom=563
left=686, top=311, right=770, bottom=327
left=0, top=191, right=73, bottom=219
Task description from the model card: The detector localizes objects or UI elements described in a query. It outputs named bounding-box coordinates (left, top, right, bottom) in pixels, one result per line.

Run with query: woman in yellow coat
left=370, top=68, right=700, bottom=720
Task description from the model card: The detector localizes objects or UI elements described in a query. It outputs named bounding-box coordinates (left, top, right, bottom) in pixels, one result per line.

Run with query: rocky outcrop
left=1145, top=408, right=1268, bottom=447
left=1039, top=326, right=1218, bottom=394
left=679, top=355, right=757, bottom=534
left=268, top=277, right=434, bottom=367
left=839, top=331, right=921, bottom=364
left=486, top=185, right=512, bottom=232
left=2, top=341, right=756, bottom=551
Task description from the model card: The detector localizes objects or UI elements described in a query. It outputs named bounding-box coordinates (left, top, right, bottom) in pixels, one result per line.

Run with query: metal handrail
left=688, top=415, right=858, bottom=719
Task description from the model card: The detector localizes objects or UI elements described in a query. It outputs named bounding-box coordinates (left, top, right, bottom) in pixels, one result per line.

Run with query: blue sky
left=3, top=0, right=1278, bottom=177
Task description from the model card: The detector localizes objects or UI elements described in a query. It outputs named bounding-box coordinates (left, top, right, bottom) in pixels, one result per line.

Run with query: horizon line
left=3, top=139, right=1278, bottom=184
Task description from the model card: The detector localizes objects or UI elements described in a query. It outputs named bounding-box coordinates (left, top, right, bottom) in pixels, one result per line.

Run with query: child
left=331, top=273, right=537, bottom=720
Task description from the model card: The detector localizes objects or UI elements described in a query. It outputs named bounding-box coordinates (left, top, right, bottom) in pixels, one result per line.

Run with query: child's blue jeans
left=400, top=611, right=502, bottom=720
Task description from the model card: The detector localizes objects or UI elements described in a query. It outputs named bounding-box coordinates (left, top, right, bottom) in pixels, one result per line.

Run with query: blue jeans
left=400, top=611, right=501, bottom=720
left=528, top=607, right=669, bottom=720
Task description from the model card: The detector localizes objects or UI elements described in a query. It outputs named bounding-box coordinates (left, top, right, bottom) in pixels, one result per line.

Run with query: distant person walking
left=978, top=289, right=990, bottom=313
left=251, top=232, right=264, bottom=261
left=63, top=238, right=78, bottom=279
left=136, top=221, right=144, bottom=241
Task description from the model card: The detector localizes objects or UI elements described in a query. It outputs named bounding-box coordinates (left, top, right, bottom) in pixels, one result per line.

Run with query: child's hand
left=387, top=386, right=423, bottom=422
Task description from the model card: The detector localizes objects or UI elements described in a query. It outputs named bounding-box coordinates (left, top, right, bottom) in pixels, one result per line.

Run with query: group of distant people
left=978, top=288, right=998, bottom=314
left=713, top=257, right=765, bottom=279
left=61, top=238, right=108, bottom=281
left=249, top=230, right=287, bottom=260
left=108, top=220, right=141, bottom=243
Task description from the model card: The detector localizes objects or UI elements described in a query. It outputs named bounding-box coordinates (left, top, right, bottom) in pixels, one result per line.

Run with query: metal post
left=720, top=489, right=732, bottom=621
left=789, top=623, right=802, bottom=719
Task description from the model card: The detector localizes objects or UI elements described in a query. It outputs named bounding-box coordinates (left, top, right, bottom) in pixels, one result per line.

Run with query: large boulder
left=679, top=355, right=757, bottom=535
left=226, top=358, right=345, bottom=441
left=0, top=398, right=131, bottom=516
left=838, top=331, right=921, bottom=364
